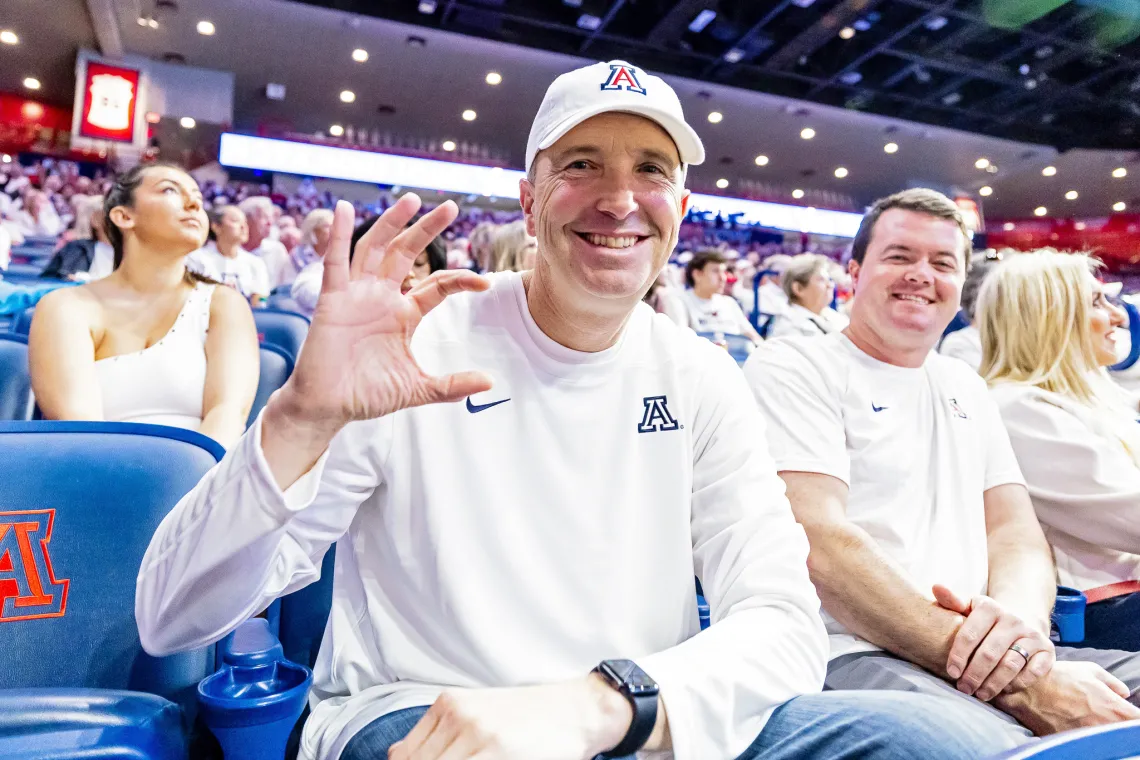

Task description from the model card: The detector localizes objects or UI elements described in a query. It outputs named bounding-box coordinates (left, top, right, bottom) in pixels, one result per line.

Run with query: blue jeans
left=1085, top=593, right=1140, bottom=652
left=341, top=690, right=1023, bottom=760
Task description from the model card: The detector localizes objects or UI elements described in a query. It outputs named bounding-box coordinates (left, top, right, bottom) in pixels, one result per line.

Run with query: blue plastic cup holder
left=197, top=619, right=313, bottom=759
left=1051, top=586, right=1087, bottom=644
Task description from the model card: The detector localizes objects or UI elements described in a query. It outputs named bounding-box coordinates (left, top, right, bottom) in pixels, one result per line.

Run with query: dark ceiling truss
left=299, top=0, right=1140, bottom=148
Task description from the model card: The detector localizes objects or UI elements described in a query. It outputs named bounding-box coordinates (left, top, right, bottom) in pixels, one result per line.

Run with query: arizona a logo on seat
left=600, top=63, right=647, bottom=95
left=0, top=510, right=69, bottom=622
left=638, top=396, right=680, bottom=433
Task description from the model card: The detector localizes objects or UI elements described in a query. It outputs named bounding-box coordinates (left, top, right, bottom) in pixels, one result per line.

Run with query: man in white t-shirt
left=679, top=250, right=762, bottom=344
left=756, top=253, right=791, bottom=320
left=136, top=66, right=1012, bottom=760
left=745, top=188, right=1140, bottom=744
left=239, top=195, right=293, bottom=289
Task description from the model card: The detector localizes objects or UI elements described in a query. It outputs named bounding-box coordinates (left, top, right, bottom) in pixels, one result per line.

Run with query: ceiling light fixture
left=197, top=21, right=215, bottom=36
left=0, top=30, right=19, bottom=45
left=462, top=109, right=477, bottom=121
left=339, top=90, right=356, bottom=103
left=1, top=154, right=10, bottom=163
left=22, top=77, right=40, bottom=90
left=975, top=157, right=990, bottom=169
left=800, top=127, right=815, bottom=140
left=707, top=111, right=723, bottom=123
left=1114, top=201, right=1127, bottom=211
left=716, top=178, right=729, bottom=189
left=723, top=48, right=745, bottom=63
left=1004, top=222, right=1015, bottom=231
left=418, top=0, right=437, bottom=13
left=329, top=124, right=344, bottom=137
left=1042, top=165, right=1057, bottom=176
left=839, top=27, right=856, bottom=39
left=688, top=9, right=717, bottom=33
left=1034, top=206, right=1048, bottom=217
left=577, top=13, right=602, bottom=30
left=352, top=48, right=368, bottom=62
left=792, top=189, right=805, bottom=199
left=834, top=167, right=848, bottom=178
left=1113, top=167, right=1128, bottom=178
left=442, top=140, right=456, bottom=151
left=485, top=71, right=502, bottom=85
left=979, top=186, right=993, bottom=197
left=180, top=117, right=196, bottom=129
left=754, top=154, right=769, bottom=166
left=884, top=142, right=898, bottom=154
left=1065, top=190, right=1078, bottom=200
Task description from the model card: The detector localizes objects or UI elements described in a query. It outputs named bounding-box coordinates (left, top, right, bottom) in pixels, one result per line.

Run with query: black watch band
left=593, top=659, right=658, bottom=758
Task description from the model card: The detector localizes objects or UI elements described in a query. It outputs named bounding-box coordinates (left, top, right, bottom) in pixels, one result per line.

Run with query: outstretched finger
left=351, top=193, right=423, bottom=281
left=422, top=370, right=494, bottom=406
left=378, top=201, right=459, bottom=283
left=1094, top=667, right=1134, bottom=700
left=322, top=200, right=356, bottom=294
left=407, top=270, right=490, bottom=317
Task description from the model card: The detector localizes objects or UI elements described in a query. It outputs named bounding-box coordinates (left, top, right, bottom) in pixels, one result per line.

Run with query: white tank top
left=95, top=283, right=215, bottom=430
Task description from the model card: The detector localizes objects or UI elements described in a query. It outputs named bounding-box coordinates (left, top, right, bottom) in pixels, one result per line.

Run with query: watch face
left=602, top=659, right=658, bottom=692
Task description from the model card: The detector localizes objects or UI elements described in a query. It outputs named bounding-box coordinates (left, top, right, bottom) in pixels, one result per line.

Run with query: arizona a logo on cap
left=600, top=63, right=647, bottom=95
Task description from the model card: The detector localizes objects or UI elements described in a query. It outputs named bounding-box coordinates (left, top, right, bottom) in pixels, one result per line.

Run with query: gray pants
left=826, top=647, right=1140, bottom=745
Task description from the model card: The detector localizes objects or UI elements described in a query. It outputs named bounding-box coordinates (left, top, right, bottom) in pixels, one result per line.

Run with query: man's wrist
left=583, top=673, right=635, bottom=756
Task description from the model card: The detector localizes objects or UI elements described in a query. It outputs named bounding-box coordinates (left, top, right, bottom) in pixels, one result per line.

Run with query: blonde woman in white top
left=979, top=249, right=1140, bottom=650
left=767, top=254, right=848, bottom=339
left=30, top=163, right=259, bottom=449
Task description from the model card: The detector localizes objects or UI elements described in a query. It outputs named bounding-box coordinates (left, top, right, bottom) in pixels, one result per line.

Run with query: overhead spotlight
left=1065, top=190, right=1078, bottom=200
left=197, top=21, right=215, bottom=36
left=462, top=109, right=477, bottom=121
left=792, top=189, right=805, bottom=199
left=1025, top=79, right=1037, bottom=90
left=577, top=13, right=602, bottom=30
left=442, top=140, right=456, bottom=151
left=22, top=77, right=40, bottom=90
left=1019, top=64, right=1030, bottom=76
left=924, top=15, right=948, bottom=30
left=1, top=30, right=20, bottom=45
left=339, top=90, right=356, bottom=103
left=716, top=178, right=729, bottom=189
left=1115, top=201, right=1127, bottom=211
left=485, top=71, right=502, bottom=85
left=942, top=92, right=961, bottom=106
left=707, top=111, right=723, bottom=123
left=1113, top=167, right=1128, bottom=178
left=179, top=116, right=196, bottom=129
left=1042, top=165, right=1057, bottom=176
left=834, top=167, right=848, bottom=178
left=800, top=127, right=815, bottom=140
left=975, top=157, right=990, bottom=169
left=418, top=0, right=437, bottom=13
left=839, top=27, right=856, bottom=39
left=723, top=48, right=745, bottom=63
left=754, top=154, right=769, bottom=166
left=352, top=48, right=369, bottom=62
left=913, top=67, right=932, bottom=84
left=688, top=9, right=717, bottom=33
left=979, top=186, right=993, bottom=196
left=1003, top=222, right=1015, bottom=231
left=329, top=124, right=344, bottom=137
left=884, top=142, right=898, bottom=153
left=1034, top=206, right=1048, bottom=217
left=1, top=154, right=10, bottom=163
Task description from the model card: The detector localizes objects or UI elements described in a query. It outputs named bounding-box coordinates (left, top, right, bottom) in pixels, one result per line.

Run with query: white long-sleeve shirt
left=290, top=261, right=322, bottom=317
left=136, top=271, right=828, bottom=760
left=990, top=382, right=1140, bottom=590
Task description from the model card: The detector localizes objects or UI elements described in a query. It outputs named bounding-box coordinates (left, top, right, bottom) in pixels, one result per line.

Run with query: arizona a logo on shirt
left=600, top=63, right=647, bottom=95
left=638, top=396, right=680, bottom=433
left=0, top=510, right=70, bottom=622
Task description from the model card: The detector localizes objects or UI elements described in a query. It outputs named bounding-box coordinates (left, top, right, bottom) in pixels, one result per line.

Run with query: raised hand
left=261, top=196, right=492, bottom=488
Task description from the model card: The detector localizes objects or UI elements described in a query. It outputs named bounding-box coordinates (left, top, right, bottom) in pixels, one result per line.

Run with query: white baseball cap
left=526, top=60, right=705, bottom=173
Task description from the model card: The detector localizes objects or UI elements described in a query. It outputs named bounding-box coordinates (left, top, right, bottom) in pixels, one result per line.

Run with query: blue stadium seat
left=0, top=422, right=229, bottom=757
left=697, top=331, right=753, bottom=366
left=249, top=343, right=295, bottom=427
left=993, top=720, right=1140, bottom=759
left=0, top=334, right=33, bottom=421
left=11, top=305, right=35, bottom=336
left=1110, top=301, right=1140, bottom=372
left=253, top=308, right=309, bottom=364
left=267, top=292, right=305, bottom=314
left=278, top=546, right=336, bottom=671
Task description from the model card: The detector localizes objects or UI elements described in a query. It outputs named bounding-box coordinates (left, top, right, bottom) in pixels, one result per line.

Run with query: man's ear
left=847, top=258, right=861, bottom=289
left=108, top=205, right=134, bottom=232
left=519, top=178, right=537, bottom=237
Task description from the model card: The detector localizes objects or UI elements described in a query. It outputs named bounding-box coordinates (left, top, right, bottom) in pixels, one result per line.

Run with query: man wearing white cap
left=136, top=61, right=1013, bottom=760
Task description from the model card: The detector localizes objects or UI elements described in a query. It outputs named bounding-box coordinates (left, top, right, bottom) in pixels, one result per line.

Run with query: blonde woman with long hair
left=978, top=249, right=1140, bottom=650
left=490, top=220, right=537, bottom=273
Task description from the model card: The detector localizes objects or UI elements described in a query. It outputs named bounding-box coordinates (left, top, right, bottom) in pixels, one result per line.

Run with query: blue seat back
left=0, top=334, right=32, bottom=421
left=11, top=306, right=35, bottom=336
left=696, top=331, right=753, bottom=365
left=0, top=422, right=223, bottom=708
left=1111, top=300, right=1140, bottom=372
left=253, top=309, right=309, bottom=364
left=278, top=546, right=335, bottom=671
left=993, top=719, right=1140, bottom=759
left=249, top=344, right=295, bottom=427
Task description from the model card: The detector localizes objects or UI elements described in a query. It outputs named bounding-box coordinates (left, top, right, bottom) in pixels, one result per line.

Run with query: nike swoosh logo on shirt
left=466, top=397, right=510, bottom=413
left=872, top=403, right=888, bottom=413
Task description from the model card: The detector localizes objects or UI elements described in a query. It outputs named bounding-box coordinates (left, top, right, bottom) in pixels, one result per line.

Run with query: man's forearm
left=806, top=520, right=966, bottom=676
left=987, top=527, right=1055, bottom=636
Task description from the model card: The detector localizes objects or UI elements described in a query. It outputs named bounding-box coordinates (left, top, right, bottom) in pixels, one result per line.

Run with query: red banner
left=78, top=62, right=140, bottom=142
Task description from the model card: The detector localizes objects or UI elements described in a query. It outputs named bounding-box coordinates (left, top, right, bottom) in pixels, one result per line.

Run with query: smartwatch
left=592, top=659, right=659, bottom=758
